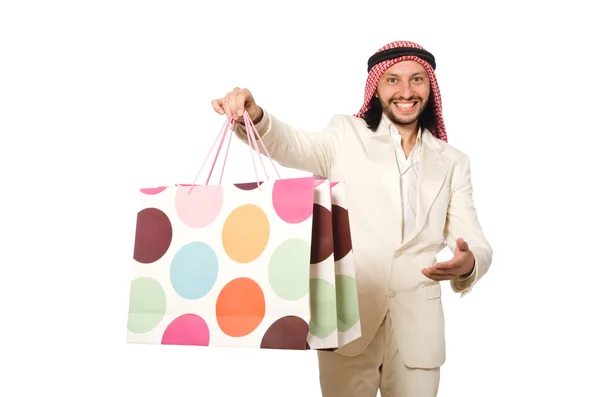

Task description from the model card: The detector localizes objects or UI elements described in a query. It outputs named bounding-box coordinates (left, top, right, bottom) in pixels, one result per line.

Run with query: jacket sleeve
left=444, top=154, right=493, bottom=297
left=232, top=110, right=344, bottom=178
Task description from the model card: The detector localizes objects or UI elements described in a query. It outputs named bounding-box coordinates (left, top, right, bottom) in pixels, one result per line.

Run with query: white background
left=1, top=1, right=599, bottom=396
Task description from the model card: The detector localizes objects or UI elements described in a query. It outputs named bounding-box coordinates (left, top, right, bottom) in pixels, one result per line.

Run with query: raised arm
left=212, top=87, right=343, bottom=178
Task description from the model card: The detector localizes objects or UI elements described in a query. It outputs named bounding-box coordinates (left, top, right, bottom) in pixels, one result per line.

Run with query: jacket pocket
left=424, top=283, right=442, bottom=299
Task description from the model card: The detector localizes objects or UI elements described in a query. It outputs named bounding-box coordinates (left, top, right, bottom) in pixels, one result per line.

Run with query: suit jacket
left=234, top=111, right=493, bottom=369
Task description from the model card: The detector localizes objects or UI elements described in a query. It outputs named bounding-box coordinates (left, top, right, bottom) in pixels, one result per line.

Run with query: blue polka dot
left=170, top=242, right=219, bottom=300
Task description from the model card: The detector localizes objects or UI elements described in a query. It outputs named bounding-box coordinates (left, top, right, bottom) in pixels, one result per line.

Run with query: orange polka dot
left=222, top=204, right=270, bottom=263
left=216, top=278, right=265, bottom=337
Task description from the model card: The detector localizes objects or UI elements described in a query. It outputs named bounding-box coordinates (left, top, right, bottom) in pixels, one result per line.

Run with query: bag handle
left=243, top=111, right=281, bottom=182
left=188, top=111, right=280, bottom=193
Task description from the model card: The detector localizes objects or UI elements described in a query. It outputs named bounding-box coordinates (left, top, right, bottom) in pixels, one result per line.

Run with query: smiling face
left=375, top=60, right=431, bottom=128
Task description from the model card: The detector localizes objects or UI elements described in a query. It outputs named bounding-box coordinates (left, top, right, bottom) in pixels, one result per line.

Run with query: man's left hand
left=422, top=238, right=475, bottom=281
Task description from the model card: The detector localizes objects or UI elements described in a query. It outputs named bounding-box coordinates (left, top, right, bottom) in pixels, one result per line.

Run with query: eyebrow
left=384, top=72, right=427, bottom=78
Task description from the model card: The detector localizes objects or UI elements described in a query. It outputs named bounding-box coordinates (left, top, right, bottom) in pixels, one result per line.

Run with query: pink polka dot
left=161, top=314, right=210, bottom=346
left=175, top=185, right=223, bottom=228
left=140, top=186, right=167, bottom=195
left=272, top=177, right=315, bottom=224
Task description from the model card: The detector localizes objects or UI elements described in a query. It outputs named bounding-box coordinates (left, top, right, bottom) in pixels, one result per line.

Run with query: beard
left=381, top=95, right=428, bottom=126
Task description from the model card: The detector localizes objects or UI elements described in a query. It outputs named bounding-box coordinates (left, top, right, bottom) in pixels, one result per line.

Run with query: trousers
left=317, top=311, right=441, bottom=397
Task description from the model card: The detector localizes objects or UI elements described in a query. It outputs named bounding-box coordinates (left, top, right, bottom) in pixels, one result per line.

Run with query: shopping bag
left=307, top=178, right=361, bottom=350
left=330, top=181, right=361, bottom=347
left=306, top=178, right=337, bottom=349
left=126, top=111, right=359, bottom=350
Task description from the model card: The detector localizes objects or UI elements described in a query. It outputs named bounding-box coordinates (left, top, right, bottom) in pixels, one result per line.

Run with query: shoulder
left=443, top=141, right=469, bottom=163
left=326, top=114, right=375, bottom=140
left=431, top=134, right=469, bottom=161
left=424, top=130, right=471, bottom=171
left=326, top=114, right=368, bottom=129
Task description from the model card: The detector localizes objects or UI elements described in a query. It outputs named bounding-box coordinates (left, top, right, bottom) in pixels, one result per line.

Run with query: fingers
left=224, top=89, right=236, bottom=118
left=424, top=274, right=455, bottom=281
left=421, top=268, right=455, bottom=281
left=429, top=261, right=457, bottom=274
left=422, top=259, right=462, bottom=280
left=211, top=99, right=225, bottom=115
left=212, top=87, right=249, bottom=122
left=212, top=87, right=259, bottom=126
left=235, top=91, right=246, bottom=118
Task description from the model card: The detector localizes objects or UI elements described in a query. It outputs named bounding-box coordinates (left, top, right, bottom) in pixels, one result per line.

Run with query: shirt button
left=388, top=289, right=396, bottom=298
left=394, top=250, right=401, bottom=258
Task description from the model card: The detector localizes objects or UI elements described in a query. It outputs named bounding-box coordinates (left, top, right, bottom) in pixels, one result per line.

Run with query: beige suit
left=235, top=111, right=493, bottom=396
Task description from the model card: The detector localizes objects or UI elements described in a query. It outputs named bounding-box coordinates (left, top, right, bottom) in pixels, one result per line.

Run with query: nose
left=395, top=81, right=415, bottom=100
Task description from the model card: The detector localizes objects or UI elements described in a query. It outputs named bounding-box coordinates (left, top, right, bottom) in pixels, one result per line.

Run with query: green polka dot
left=127, top=277, right=167, bottom=333
left=268, top=238, right=310, bottom=301
left=336, top=275, right=360, bottom=332
left=309, top=278, right=337, bottom=339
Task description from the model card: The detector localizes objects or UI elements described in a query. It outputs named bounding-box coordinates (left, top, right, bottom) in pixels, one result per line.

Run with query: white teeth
left=394, top=102, right=415, bottom=109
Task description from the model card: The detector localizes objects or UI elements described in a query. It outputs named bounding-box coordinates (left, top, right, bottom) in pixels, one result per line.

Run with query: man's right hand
left=211, top=87, right=263, bottom=124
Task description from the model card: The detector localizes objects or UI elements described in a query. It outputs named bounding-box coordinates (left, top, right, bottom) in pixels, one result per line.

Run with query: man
left=212, top=40, right=493, bottom=397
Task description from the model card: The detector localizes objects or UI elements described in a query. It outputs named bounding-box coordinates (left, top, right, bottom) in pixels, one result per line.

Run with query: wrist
left=249, top=107, right=263, bottom=124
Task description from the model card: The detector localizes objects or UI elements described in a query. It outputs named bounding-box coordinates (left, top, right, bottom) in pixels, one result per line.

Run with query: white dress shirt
left=383, top=115, right=422, bottom=243
left=383, top=116, right=447, bottom=252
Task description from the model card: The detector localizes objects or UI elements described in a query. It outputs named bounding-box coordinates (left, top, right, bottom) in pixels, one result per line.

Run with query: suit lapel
left=401, top=130, right=450, bottom=247
left=362, top=123, right=450, bottom=245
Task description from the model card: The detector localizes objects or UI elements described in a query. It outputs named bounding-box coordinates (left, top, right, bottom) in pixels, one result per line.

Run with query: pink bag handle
left=189, top=110, right=280, bottom=193
left=243, top=111, right=281, bottom=181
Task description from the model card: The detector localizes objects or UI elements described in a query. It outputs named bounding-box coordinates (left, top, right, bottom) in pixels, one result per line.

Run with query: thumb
left=456, top=238, right=469, bottom=252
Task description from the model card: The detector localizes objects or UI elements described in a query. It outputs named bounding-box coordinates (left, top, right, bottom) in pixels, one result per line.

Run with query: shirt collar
left=382, top=114, right=422, bottom=144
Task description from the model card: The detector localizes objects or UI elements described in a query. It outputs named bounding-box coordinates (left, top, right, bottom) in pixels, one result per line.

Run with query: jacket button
left=394, top=250, right=401, bottom=258
left=388, top=289, right=396, bottom=298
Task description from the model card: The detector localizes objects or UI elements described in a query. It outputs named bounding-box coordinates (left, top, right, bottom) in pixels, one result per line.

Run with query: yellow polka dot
left=222, top=204, right=270, bottom=263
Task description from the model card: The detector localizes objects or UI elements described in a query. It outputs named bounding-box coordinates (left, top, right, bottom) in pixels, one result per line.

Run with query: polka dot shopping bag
left=126, top=112, right=361, bottom=350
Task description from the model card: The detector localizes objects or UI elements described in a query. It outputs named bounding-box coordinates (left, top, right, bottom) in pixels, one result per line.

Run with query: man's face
left=375, top=60, right=431, bottom=127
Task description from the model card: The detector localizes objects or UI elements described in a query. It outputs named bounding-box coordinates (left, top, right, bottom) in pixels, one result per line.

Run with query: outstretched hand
left=211, top=87, right=263, bottom=124
left=422, top=238, right=475, bottom=281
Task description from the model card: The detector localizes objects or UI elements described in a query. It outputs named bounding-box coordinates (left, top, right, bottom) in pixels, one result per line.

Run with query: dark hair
left=364, top=96, right=384, bottom=131
left=364, top=93, right=437, bottom=135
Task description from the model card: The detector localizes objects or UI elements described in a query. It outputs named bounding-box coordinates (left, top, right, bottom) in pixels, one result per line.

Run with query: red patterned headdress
left=354, top=40, right=447, bottom=142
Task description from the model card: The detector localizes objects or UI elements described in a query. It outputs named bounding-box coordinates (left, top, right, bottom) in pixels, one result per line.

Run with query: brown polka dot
left=332, top=205, right=352, bottom=260
left=310, top=204, right=333, bottom=264
left=133, top=208, right=173, bottom=264
left=260, top=316, right=309, bottom=350
left=234, top=181, right=263, bottom=190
